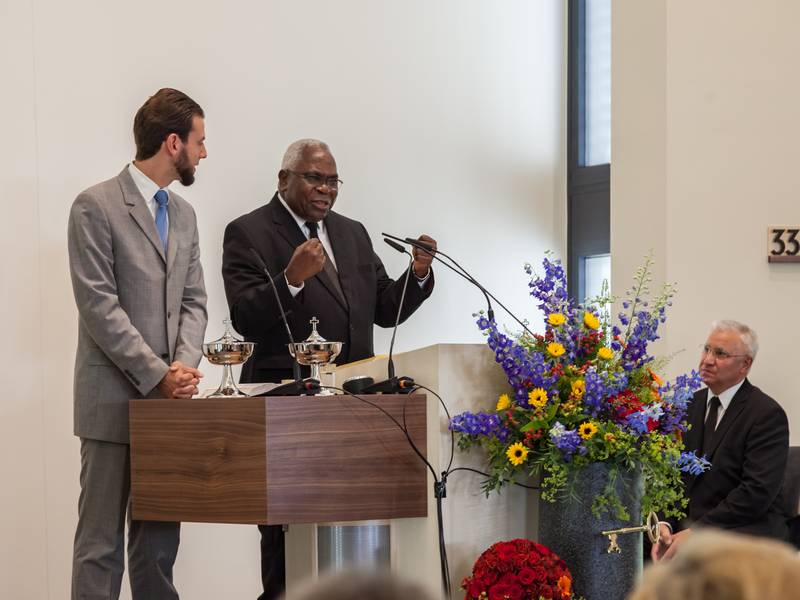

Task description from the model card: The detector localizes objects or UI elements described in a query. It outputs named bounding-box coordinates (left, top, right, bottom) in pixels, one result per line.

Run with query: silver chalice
left=288, top=317, right=342, bottom=396
left=202, top=319, right=255, bottom=397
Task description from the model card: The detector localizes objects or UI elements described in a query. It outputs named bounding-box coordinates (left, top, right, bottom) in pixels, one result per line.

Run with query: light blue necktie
left=154, top=189, right=169, bottom=250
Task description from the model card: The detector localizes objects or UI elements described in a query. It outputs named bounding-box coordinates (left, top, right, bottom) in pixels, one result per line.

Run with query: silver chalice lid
left=287, top=317, right=343, bottom=396
left=202, top=319, right=255, bottom=397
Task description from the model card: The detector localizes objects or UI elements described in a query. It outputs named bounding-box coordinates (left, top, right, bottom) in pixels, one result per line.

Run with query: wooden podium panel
left=130, top=394, right=427, bottom=525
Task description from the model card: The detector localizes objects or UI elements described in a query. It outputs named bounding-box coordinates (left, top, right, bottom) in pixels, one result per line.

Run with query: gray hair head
left=281, top=139, right=331, bottom=171
left=711, top=320, right=759, bottom=359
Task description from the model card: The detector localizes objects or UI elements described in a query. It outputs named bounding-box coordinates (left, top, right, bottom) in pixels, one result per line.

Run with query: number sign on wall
left=768, top=227, right=800, bottom=263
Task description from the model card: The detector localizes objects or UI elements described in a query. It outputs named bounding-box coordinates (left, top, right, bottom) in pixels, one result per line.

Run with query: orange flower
left=557, top=574, right=572, bottom=598
left=648, top=369, right=664, bottom=386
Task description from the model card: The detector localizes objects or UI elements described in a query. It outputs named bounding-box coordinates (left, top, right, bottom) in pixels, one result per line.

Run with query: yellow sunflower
left=496, top=393, right=511, bottom=411
left=528, top=387, right=548, bottom=408
left=547, top=342, right=565, bottom=357
left=506, top=442, right=529, bottom=466
left=578, top=421, right=598, bottom=439
left=597, top=347, right=614, bottom=360
left=571, top=379, right=585, bottom=399
left=584, top=311, right=600, bottom=330
left=548, top=313, right=566, bottom=326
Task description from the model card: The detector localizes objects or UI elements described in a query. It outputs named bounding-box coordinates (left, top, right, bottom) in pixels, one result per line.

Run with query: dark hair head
left=133, top=88, right=204, bottom=161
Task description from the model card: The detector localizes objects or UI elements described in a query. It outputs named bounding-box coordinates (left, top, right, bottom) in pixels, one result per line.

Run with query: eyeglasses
left=700, top=345, right=749, bottom=360
left=286, top=170, right=343, bottom=190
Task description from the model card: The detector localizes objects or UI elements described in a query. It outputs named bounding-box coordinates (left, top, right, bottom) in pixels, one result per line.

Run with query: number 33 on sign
left=768, top=226, right=800, bottom=263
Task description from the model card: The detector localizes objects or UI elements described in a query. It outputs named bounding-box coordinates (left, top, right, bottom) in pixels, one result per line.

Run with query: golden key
left=600, top=511, right=661, bottom=554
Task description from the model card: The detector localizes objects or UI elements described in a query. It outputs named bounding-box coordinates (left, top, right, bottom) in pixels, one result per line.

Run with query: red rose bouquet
left=462, top=539, right=577, bottom=600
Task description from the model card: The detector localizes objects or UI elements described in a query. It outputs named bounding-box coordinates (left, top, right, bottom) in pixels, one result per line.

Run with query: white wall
left=612, top=0, right=799, bottom=442
left=0, top=1, right=566, bottom=598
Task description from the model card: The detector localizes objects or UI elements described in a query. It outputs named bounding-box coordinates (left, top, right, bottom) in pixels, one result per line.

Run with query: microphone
left=383, top=233, right=534, bottom=337
left=359, top=239, right=416, bottom=394
left=248, top=247, right=303, bottom=382
left=260, top=377, right=321, bottom=397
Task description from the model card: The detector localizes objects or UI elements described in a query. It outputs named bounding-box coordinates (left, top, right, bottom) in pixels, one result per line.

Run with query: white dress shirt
left=706, top=378, right=745, bottom=428
left=128, top=162, right=169, bottom=238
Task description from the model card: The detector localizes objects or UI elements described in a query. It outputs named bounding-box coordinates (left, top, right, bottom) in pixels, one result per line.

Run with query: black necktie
left=702, top=396, right=721, bottom=456
left=305, top=221, right=346, bottom=305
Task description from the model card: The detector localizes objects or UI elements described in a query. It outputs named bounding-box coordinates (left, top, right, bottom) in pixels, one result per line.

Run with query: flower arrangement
left=450, top=254, right=709, bottom=519
left=462, top=538, right=577, bottom=600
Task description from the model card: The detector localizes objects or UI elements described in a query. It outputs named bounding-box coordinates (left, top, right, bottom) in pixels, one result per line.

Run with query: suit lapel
left=120, top=168, right=166, bottom=264
left=323, top=215, right=351, bottom=310
left=166, top=198, right=180, bottom=274
left=686, top=392, right=707, bottom=453
left=270, top=196, right=347, bottom=310
left=706, top=379, right=751, bottom=457
left=685, top=391, right=708, bottom=492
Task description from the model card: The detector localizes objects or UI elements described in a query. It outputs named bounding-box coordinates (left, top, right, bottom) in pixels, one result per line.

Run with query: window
left=567, top=0, right=611, bottom=301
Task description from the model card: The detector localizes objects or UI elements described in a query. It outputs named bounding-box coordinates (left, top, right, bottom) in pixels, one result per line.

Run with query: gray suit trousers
left=71, top=439, right=180, bottom=600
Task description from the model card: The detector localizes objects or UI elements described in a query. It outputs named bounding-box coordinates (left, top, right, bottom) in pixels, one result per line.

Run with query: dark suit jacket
left=674, top=378, right=789, bottom=539
left=222, top=193, right=434, bottom=383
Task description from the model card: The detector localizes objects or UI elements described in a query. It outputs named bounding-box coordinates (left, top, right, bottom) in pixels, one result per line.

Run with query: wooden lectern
left=129, top=394, right=428, bottom=525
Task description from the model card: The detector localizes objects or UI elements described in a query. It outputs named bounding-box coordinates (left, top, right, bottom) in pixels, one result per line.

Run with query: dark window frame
left=567, top=0, right=611, bottom=300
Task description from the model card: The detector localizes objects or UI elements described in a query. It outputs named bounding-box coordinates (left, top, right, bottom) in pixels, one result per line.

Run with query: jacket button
left=167, top=311, right=172, bottom=318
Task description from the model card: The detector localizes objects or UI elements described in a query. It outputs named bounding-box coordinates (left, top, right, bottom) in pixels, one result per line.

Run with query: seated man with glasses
left=651, top=320, right=789, bottom=561
left=221, top=138, right=436, bottom=600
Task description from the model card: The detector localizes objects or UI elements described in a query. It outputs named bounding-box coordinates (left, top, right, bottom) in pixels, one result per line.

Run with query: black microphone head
left=383, top=238, right=407, bottom=253
left=405, top=237, right=434, bottom=251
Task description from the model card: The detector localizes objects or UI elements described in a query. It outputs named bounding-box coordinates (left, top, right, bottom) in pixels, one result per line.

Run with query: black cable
left=321, top=385, right=450, bottom=596
left=384, top=233, right=537, bottom=338
left=413, top=383, right=455, bottom=475
left=318, top=384, right=538, bottom=597
left=321, top=386, right=437, bottom=480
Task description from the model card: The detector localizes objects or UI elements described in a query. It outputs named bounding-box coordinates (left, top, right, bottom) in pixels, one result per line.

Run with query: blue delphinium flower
left=659, top=370, right=703, bottom=432
left=677, top=451, right=711, bottom=476
left=477, top=316, right=557, bottom=408
left=625, top=403, right=664, bottom=436
left=549, top=422, right=583, bottom=460
left=449, top=411, right=509, bottom=442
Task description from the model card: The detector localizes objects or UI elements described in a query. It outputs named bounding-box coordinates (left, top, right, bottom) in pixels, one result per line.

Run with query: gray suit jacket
left=68, top=166, right=207, bottom=443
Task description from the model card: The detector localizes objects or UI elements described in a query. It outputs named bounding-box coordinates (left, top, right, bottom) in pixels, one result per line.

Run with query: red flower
left=488, top=583, right=512, bottom=600
left=466, top=580, right=484, bottom=598
left=517, top=567, right=536, bottom=585
left=462, top=539, right=574, bottom=600
left=495, top=543, right=517, bottom=563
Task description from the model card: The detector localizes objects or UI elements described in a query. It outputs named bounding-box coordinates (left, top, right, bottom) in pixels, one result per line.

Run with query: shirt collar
left=277, top=192, right=325, bottom=238
left=707, top=378, right=745, bottom=412
left=129, top=162, right=167, bottom=206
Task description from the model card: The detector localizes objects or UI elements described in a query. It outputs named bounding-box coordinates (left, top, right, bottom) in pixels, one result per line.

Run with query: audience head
left=699, top=320, right=757, bottom=394
left=629, top=530, right=800, bottom=600
left=282, top=569, right=436, bottom=600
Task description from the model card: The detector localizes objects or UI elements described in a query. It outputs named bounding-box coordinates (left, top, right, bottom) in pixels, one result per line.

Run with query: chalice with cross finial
left=287, top=317, right=343, bottom=396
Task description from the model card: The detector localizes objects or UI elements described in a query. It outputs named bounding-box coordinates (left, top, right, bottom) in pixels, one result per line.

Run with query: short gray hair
left=711, top=319, right=759, bottom=359
left=281, top=138, right=331, bottom=171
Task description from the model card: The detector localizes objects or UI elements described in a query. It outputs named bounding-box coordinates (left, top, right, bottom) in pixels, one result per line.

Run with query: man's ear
left=742, top=356, right=754, bottom=375
left=277, top=169, right=288, bottom=193
left=164, top=132, right=182, bottom=158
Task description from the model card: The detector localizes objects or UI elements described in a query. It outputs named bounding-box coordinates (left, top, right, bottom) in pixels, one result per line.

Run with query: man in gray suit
left=67, top=88, right=208, bottom=600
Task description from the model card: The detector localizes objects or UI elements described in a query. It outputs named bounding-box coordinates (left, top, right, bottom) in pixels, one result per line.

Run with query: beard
left=176, top=147, right=196, bottom=186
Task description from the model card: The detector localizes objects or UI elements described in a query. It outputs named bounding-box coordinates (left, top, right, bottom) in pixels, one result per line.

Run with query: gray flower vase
left=538, top=463, right=643, bottom=600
